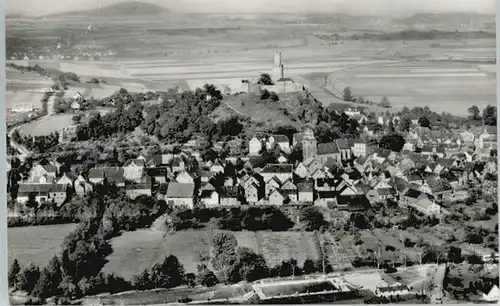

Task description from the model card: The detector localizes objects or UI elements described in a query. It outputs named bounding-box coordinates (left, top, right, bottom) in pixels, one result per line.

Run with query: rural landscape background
left=5, top=0, right=498, bottom=305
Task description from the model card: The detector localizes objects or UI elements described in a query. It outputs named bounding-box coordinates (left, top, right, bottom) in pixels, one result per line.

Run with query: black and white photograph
left=4, top=0, right=498, bottom=304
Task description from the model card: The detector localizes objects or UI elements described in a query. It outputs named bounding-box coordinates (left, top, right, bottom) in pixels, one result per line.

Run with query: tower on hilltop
left=302, top=126, right=317, bottom=161
left=271, top=51, right=284, bottom=82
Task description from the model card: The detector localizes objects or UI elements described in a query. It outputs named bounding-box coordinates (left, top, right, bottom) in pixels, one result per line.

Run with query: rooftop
left=261, top=164, right=293, bottom=173
left=166, top=183, right=195, bottom=198
left=318, top=142, right=340, bottom=155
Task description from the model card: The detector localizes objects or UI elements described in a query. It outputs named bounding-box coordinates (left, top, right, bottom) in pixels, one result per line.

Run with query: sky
left=6, top=0, right=495, bottom=16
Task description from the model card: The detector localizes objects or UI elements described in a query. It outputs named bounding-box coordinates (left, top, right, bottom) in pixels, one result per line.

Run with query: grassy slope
left=8, top=223, right=78, bottom=267
left=103, top=230, right=321, bottom=280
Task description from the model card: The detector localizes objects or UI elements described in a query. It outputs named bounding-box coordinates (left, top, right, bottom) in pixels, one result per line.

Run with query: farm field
left=328, top=60, right=496, bottom=116
left=18, top=114, right=78, bottom=136
left=7, top=26, right=495, bottom=115
left=5, top=67, right=53, bottom=111
left=8, top=223, right=78, bottom=267
left=103, top=229, right=322, bottom=280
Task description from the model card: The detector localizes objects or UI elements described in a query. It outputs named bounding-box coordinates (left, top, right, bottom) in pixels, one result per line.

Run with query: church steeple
left=302, top=126, right=317, bottom=161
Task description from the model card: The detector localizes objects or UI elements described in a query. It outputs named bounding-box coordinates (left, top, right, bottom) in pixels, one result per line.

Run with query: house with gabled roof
left=481, top=285, right=500, bottom=302
left=245, top=182, right=261, bottom=204
left=176, top=170, right=197, bottom=184
left=294, top=162, right=309, bottom=179
left=30, top=164, right=58, bottom=182
left=125, top=182, right=152, bottom=200
left=166, top=183, right=195, bottom=209
left=408, top=196, right=441, bottom=216
left=267, top=134, right=291, bottom=154
left=317, top=142, right=341, bottom=165
left=260, top=164, right=293, bottom=183
left=269, top=189, right=285, bottom=206
left=265, top=176, right=282, bottom=197
left=171, top=156, right=186, bottom=173
left=337, top=195, right=369, bottom=212
left=297, top=179, right=314, bottom=203
left=425, top=177, right=452, bottom=202
left=280, top=179, right=298, bottom=202
left=199, top=183, right=219, bottom=208
left=74, top=175, right=93, bottom=196
left=57, top=172, right=78, bottom=187
left=146, top=154, right=174, bottom=168
left=88, top=167, right=125, bottom=187
left=421, top=145, right=445, bottom=158
left=249, top=133, right=267, bottom=155
left=209, top=159, right=225, bottom=173
left=353, top=155, right=371, bottom=174
left=220, top=186, right=240, bottom=206
left=17, top=183, right=69, bottom=206
left=335, top=138, right=353, bottom=161
left=292, top=133, right=304, bottom=148
left=123, top=159, right=145, bottom=181
left=145, top=167, right=168, bottom=184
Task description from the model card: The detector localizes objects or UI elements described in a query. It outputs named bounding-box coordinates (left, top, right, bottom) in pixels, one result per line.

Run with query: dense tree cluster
left=76, top=102, right=144, bottom=140
left=379, top=133, right=406, bottom=152
left=169, top=206, right=295, bottom=231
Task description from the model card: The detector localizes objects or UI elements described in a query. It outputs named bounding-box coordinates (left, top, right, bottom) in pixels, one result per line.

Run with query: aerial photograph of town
left=4, top=0, right=498, bottom=304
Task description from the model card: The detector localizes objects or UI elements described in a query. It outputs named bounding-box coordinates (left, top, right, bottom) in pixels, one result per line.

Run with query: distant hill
left=392, top=12, right=495, bottom=30
left=45, top=1, right=170, bottom=18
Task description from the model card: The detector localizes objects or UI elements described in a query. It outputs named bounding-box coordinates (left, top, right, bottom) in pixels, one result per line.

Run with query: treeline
left=349, top=30, right=496, bottom=41
left=75, top=102, right=144, bottom=140
left=8, top=189, right=170, bottom=303
left=168, top=206, right=295, bottom=231
left=10, top=129, right=59, bottom=153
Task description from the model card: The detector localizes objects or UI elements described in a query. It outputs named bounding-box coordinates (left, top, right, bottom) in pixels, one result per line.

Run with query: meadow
left=8, top=223, right=78, bottom=267
left=103, top=229, right=322, bottom=280
left=18, top=114, right=76, bottom=136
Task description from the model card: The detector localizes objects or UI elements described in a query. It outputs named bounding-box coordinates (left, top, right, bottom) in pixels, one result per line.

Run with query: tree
left=260, top=89, right=270, bottom=100
left=379, top=134, right=406, bottom=152
left=257, top=73, right=274, bottom=85
left=380, top=96, right=391, bottom=108
left=211, top=231, right=238, bottom=283
left=32, top=256, right=63, bottom=299
left=466, top=254, right=483, bottom=265
left=299, top=206, right=327, bottom=231
left=72, top=115, right=82, bottom=125
left=418, top=116, right=431, bottom=128
left=269, top=92, right=279, bottom=102
left=399, top=116, right=412, bottom=132
left=468, top=105, right=480, bottom=120
left=302, top=259, right=318, bottom=275
left=231, top=247, right=269, bottom=282
left=447, top=246, right=463, bottom=264
left=483, top=105, right=497, bottom=126
left=387, top=120, right=395, bottom=133
left=150, top=255, right=185, bottom=289
left=342, top=87, right=353, bottom=102
left=132, top=269, right=153, bottom=290
left=350, top=213, right=370, bottom=229
left=17, top=263, right=41, bottom=293
left=197, top=265, right=218, bottom=287
left=8, top=259, right=21, bottom=288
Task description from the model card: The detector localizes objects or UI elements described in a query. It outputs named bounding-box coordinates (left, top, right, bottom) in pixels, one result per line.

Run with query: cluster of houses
left=10, top=118, right=497, bottom=220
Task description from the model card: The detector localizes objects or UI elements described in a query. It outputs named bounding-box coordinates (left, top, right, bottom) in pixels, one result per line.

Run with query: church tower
left=302, top=127, right=317, bottom=162
left=271, top=51, right=284, bottom=82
